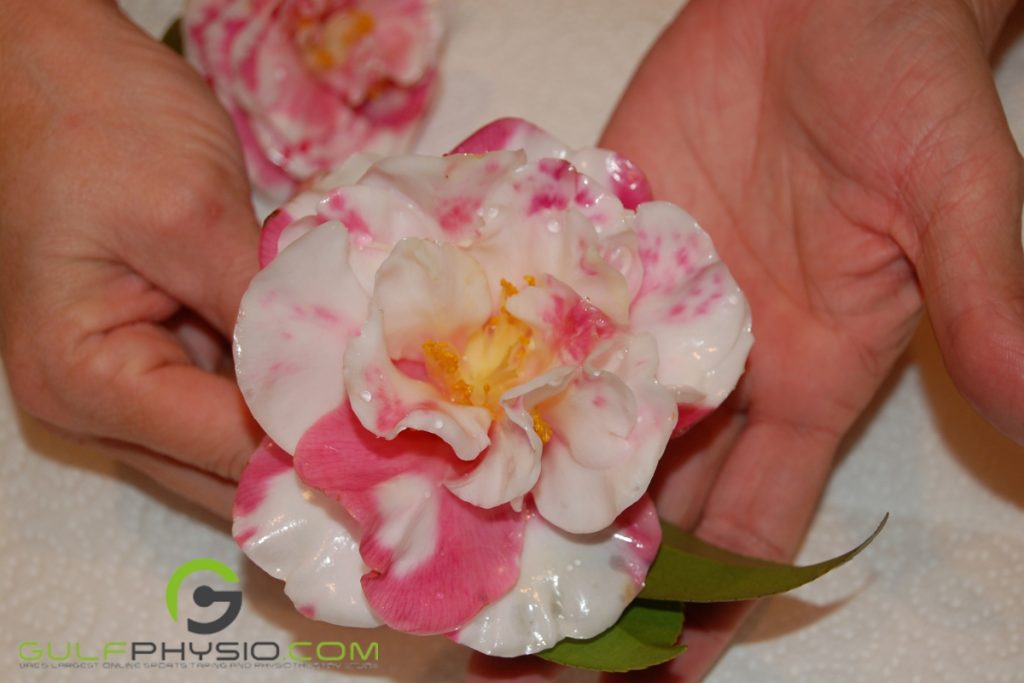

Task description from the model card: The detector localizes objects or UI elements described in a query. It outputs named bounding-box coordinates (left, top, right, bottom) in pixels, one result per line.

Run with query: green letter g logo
left=166, top=558, right=242, bottom=635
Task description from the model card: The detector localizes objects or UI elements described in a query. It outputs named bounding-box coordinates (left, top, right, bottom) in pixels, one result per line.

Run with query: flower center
left=423, top=277, right=553, bottom=442
left=294, top=8, right=375, bottom=72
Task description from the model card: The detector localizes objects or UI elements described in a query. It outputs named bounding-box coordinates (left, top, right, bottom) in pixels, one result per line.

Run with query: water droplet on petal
left=359, top=390, right=372, bottom=402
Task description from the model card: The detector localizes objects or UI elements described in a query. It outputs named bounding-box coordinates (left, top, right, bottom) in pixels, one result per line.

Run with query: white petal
left=235, top=222, right=368, bottom=453
left=630, top=202, right=754, bottom=406
left=359, top=151, right=526, bottom=242
left=455, top=501, right=660, bottom=657
left=233, top=448, right=380, bottom=627
left=468, top=206, right=631, bottom=323
left=344, top=307, right=492, bottom=461
left=371, top=238, right=493, bottom=360
left=532, top=334, right=677, bottom=534
left=444, top=417, right=541, bottom=510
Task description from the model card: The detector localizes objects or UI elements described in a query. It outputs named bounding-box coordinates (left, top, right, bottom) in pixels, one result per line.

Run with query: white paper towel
left=2, top=1, right=1022, bottom=682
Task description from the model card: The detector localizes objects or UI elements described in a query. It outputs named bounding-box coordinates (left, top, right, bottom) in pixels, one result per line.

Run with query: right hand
left=0, top=0, right=263, bottom=518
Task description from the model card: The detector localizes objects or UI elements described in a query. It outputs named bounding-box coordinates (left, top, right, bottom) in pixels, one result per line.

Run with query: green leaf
left=536, top=600, right=685, bottom=672
left=162, top=18, right=183, bottom=56
left=640, top=514, right=888, bottom=602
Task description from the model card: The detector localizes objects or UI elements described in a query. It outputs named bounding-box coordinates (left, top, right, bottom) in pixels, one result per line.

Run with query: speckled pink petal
left=235, top=222, right=368, bottom=453
left=564, top=147, right=654, bottom=211
left=294, top=407, right=525, bottom=634
left=454, top=496, right=661, bottom=656
left=359, top=150, right=526, bottom=241
left=344, top=308, right=492, bottom=460
left=234, top=439, right=381, bottom=627
left=450, top=117, right=569, bottom=159
left=630, top=202, right=754, bottom=408
left=259, top=153, right=379, bottom=268
left=531, top=334, right=677, bottom=534
left=307, top=0, right=443, bottom=104
left=450, top=118, right=652, bottom=210
left=467, top=204, right=631, bottom=323
left=505, top=275, right=618, bottom=363
left=184, top=0, right=439, bottom=195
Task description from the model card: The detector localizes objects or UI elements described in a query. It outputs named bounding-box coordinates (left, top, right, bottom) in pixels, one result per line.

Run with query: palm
left=599, top=0, right=1023, bottom=677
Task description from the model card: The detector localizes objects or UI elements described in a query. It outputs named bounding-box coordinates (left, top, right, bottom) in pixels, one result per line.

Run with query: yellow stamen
left=421, top=275, right=554, bottom=420
left=297, top=9, right=376, bottom=73
left=523, top=274, right=536, bottom=287
left=500, top=278, right=519, bottom=299
left=531, top=409, right=553, bottom=444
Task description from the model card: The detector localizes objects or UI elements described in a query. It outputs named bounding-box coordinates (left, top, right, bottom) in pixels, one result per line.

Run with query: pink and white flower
left=183, top=0, right=442, bottom=199
left=232, top=118, right=753, bottom=655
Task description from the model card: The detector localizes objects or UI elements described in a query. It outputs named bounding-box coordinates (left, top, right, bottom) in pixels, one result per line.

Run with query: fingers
left=98, top=440, right=237, bottom=520
left=649, top=416, right=842, bottom=681
left=64, top=321, right=262, bottom=481
left=902, top=84, right=1024, bottom=442
left=648, top=406, right=746, bottom=530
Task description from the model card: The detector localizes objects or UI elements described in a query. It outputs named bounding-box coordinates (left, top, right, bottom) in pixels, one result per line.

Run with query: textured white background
left=2, top=1, right=1023, bottom=681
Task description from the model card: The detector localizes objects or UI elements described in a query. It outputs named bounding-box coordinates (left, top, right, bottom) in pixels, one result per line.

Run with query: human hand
left=0, top=0, right=262, bottom=518
left=470, top=0, right=1023, bottom=679
left=596, top=0, right=1024, bottom=678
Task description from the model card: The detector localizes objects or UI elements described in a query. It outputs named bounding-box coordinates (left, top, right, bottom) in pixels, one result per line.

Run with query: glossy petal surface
left=235, top=222, right=367, bottom=453
left=294, top=407, right=525, bottom=634
left=234, top=440, right=381, bottom=627
left=455, top=497, right=661, bottom=656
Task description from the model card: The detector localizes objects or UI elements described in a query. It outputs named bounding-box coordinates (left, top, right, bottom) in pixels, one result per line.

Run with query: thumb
left=909, top=109, right=1024, bottom=442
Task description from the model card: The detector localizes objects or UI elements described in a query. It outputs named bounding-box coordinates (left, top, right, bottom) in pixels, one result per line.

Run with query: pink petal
left=184, top=0, right=439, bottom=194
left=630, top=202, right=754, bottom=409
left=505, top=275, right=618, bottom=363
left=234, top=439, right=381, bottom=627
left=235, top=222, right=368, bottom=453
left=344, top=308, right=492, bottom=460
left=449, top=117, right=568, bottom=158
left=455, top=496, right=661, bottom=656
left=359, top=150, right=526, bottom=240
left=258, top=153, right=379, bottom=268
left=450, top=118, right=652, bottom=209
left=294, top=406, right=525, bottom=634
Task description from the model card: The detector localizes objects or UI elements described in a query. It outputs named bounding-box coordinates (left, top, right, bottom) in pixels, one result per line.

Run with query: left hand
left=469, top=0, right=1024, bottom=680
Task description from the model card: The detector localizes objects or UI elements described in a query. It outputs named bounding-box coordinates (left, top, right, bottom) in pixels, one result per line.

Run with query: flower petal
left=531, top=334, right=677, bottom=534
left=370, top=237, right=494, bottom=359
left=235, top=222, right=368, bottom=454
left=259, top=153, right=379, bottom=268
left=564, top=148, right=654, bottom=211
left=360, top=151, right=526, bottom=241
left=630, top=202, right=754, bottom=407
left=505, top=275, right=618, bottom=363
left=344, top=307, right=492, bottom=460
left=294, top=407, right=525, bottom=634
left=449, top=117, right=569, bottom=159
left=450, top=118, right=652, bottom=209
left=468, top=205, right=631, bottom=323
left=444, top=415, right=541, bottom=511
left=233, top=439, right=381, bottom=627
left=454, top=496, right=661, bottom=656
